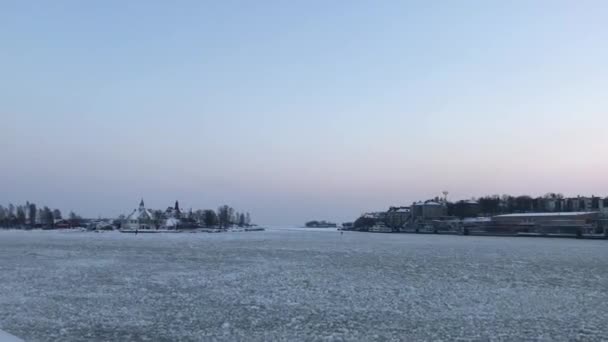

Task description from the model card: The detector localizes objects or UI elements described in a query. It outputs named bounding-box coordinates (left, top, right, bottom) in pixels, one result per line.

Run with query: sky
left=1, top=0, right=608, bottom=225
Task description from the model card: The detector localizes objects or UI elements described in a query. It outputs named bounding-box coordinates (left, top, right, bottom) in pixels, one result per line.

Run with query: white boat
left=369, top=223, right=392, bottom=233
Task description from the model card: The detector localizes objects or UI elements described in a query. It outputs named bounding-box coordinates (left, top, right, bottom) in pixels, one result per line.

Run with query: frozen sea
left=0, top=228, right=607, bottom=341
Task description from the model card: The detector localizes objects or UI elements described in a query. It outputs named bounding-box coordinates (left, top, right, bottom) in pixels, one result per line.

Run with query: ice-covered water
left=0, top=229, right=607, bottom=341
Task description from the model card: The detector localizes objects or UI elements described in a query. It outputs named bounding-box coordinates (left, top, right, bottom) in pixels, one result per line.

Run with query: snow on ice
left=0, top=229, right=607, bottom=341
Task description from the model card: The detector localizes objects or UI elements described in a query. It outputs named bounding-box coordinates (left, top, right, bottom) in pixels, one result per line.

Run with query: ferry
left=368, top=223, right=393, bottom=233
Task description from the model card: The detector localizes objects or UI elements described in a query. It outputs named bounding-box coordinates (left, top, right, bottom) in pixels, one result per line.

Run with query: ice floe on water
left=0, top=229, right=607, bottom=341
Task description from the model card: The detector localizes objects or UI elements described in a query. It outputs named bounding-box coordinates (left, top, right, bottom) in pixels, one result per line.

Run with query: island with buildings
left=119, top=199, right=261, bottom=233
left=304, top=220, right=338, bottom=228
left=3, top=194, right=608, bottom=239
left=0, top=199, right=260, bottom=233
left=344, top=193, right=608, bottom=238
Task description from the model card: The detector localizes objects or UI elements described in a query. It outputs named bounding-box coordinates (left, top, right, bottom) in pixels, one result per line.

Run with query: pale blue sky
left=2, top=0, right=607, bottom=224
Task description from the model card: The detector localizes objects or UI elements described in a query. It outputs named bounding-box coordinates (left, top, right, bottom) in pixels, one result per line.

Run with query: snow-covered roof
left=424, top=201, right=441, bottom=206
left=493, top=212, right=597, bottom=218
left=362, top=212, right=385, bottom=218
left=126, top=208, right=153, bottom=221
left=388, top=206, right=410, bottom=213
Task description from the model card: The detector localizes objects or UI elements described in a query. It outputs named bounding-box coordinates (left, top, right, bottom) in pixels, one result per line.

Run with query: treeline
left=0, top=202, right=83, bottom=228
left=448, top=193, right=607, bottom=218
left=123, top=204, right=253, bottom=229
left=185, top=205, right=252, bottom=228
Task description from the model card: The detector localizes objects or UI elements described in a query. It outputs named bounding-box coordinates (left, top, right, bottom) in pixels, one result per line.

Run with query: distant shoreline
left=348, top=229, right=607, bottom=240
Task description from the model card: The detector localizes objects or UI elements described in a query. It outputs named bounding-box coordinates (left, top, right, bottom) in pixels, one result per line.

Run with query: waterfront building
left=123, top=199, right=155, bottom=230
left=412, top=201, right=447, bottom=221
left=491, top=212, right=600, bottom=235
left=385, top=206, right=411, bottom=228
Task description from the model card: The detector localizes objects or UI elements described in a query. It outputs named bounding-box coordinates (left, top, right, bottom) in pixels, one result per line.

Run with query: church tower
left=174, top=200, right=181, bottom=218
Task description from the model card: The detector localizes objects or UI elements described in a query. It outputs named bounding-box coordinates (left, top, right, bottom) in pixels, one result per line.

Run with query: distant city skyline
left=2, top=1, right=607, bottom=224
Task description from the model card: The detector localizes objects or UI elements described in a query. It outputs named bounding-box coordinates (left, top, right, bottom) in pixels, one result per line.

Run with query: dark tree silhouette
left=353, top=216, right=376, bottom=230
left=217, top=205, right=234, bottom=229
left=203, top=210, right=219, bottom=227
left=28, top=203, right=37, bottom=226
left=16, top=206, right=26, bottom=226
left=42, top=207, right=54, bottom=227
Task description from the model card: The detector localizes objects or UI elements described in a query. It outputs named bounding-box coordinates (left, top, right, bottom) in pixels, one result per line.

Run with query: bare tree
left=152, top=210, right=164, bottom=228
left=68, top=211, right=82, bottom=227
left=203, top=210, right=218, bottom=227
left=217, top=205, right=234, bottom=229
left=0, top=205, right=6, bottom=227
left=8, top=204, right=15, bottom=221
left=28, top=203, right=37, bottom=226
left=42, top=206, right=54, bottom=227
left=16, top=206, right=27, bottom=226
left=193, top=210, right=204, bottom=224
left=37, top=208, right=44, bottom=225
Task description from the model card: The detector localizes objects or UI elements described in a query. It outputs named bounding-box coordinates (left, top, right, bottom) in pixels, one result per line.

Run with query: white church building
left=123, top=199, right=155, bottom=230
